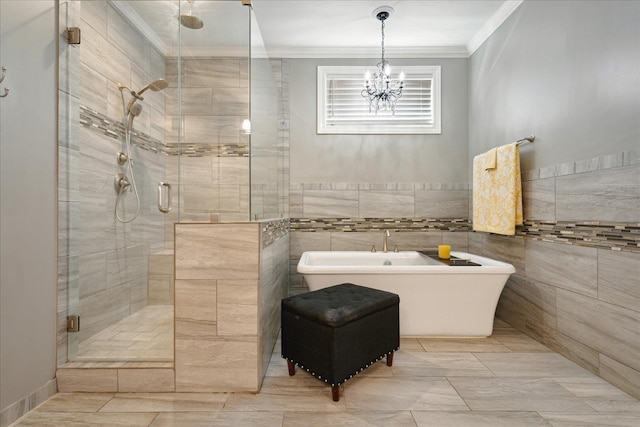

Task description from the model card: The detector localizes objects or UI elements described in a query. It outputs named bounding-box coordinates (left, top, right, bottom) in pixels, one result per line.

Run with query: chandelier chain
left=381, top=19, right=385, bottom=63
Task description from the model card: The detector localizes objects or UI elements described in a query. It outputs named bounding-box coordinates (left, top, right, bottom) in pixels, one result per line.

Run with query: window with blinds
left=317, top=65, right=441, bottom=134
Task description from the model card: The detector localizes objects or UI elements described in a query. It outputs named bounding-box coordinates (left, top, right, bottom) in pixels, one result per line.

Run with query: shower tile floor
left=75, top=305, right=173, bottom=362
left=14, top=319, right=640, bottom=426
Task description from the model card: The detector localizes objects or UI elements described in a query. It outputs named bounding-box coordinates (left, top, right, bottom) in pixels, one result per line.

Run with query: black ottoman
left=281, top=283, right=400, bottom=401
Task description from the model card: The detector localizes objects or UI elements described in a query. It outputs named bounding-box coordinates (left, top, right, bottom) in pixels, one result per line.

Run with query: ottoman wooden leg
left=287, top=360, right=295, bottom=376
left=386, top=351, right=394, bottom=367
left=331, top=385, right=340, bottom=402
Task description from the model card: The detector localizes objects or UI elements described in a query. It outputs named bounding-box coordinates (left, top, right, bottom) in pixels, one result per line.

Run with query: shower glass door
left=60, top=0, right=259, bottom=365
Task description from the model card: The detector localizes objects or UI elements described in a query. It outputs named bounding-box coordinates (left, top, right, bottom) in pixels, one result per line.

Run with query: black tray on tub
left=419, top=250, right=482, bottom=267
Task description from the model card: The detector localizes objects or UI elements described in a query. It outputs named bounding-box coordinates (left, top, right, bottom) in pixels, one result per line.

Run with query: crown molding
left=165, top=46, right=249, bottom=58
left=109, top=0, right=168, bottom=56
left=466, top=0, right=523, bottom=55
left=262, top=45, right=469, bottom=59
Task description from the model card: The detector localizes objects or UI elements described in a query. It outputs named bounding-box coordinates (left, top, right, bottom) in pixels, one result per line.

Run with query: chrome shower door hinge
left=67, top=315, right=80, bottom=332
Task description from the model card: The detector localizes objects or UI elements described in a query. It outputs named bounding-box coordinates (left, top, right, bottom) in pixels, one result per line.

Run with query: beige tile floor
left=14, top=319, right=640, bottom=426
left=74, top=306, right=174, bottom=362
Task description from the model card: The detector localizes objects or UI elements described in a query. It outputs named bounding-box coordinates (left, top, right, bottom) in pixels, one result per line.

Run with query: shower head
left=180, top=0, right=204, bottom=29
left=126, top=78, right=168, bottom=115
left=180, top=14, right=204, bottom=30
left=136, top=79, right=169, bottom=97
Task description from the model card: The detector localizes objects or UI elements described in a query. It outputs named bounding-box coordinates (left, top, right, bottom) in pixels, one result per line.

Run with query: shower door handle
left=158, top=182, right=172, bottom=213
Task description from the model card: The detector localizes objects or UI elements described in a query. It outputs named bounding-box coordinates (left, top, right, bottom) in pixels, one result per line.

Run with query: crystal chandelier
left=362, top=6, right=404, bottom=114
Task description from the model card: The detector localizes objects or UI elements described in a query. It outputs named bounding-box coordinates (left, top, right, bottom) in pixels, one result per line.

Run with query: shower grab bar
left=158, top=182, right=172, bottom=213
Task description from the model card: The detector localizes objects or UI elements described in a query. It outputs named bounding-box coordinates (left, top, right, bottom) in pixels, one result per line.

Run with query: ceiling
left=119, top=0, right=522, bottom=58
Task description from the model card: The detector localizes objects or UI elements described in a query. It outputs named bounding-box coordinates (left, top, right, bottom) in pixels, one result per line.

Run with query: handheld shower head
left=126, top=78, right=169, bottom=115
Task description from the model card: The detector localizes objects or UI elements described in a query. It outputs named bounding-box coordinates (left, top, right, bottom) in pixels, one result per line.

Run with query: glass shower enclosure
left=58, top=0, right=284, bottom=365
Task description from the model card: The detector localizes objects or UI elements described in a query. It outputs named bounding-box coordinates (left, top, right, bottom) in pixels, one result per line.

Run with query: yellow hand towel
left=483, top=147, right=497, bottom=170
left=473, top=143, right=523, bottom=236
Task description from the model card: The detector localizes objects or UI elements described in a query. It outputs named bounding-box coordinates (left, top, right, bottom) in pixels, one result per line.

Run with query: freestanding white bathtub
left=297, top=251, right=515, bottom=337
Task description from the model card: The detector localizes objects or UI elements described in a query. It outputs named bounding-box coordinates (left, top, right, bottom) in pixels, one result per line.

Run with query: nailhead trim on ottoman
left=281, top=283, right=400, bottom=401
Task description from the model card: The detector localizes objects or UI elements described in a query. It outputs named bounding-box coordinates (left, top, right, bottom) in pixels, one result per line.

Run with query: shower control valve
left=117, top=151, right=128, bottom=165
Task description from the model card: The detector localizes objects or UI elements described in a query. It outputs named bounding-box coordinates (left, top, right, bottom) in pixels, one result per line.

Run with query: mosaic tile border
left=290, top=218, right=471, bottom=232
left=80, top=106, right=248, bottom=158
left=290, top=218, right=640, bottom=253
left=290, top=182, right=470, bottom=191
left=262, top=218, right=290, bottom=248
left=165, top=142, right=248, bottom=158
left=517, top=220, right=640, bottom=253
left=80, top=106, right=164, bottom=154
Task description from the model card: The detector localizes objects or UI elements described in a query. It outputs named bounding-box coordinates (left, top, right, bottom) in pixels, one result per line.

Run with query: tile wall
left=288, top=151, right=639, bottom=400
left=58, top=0, right=167, bottom=366
left=484, top=152, right=640, bottom=399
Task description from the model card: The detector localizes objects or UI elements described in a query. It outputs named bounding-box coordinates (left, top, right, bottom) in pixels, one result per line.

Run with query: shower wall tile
left=165, top=87, right=213, bottom=116
left=57, top=310, right=69, bottom=367
left=58, top=201, right=79, bottom=258
left=80, top=24, right=131, bottom=91
left=59, top=0, right=81, bottom=93
left=148, top=275, right=172, bottom=305
left=180, top=157, right=214, bottom=185
left=80, top=0, right=107, bottom=36
left=79, top=128, right=120, bottom=175
left=183, top=58, right=241, bottom=88
left=556, top=288, right=640, bottom=373
left=414, top=190, right=469, bottom=218
left=175, top=224, right=259, bottom=280
left=211, top=87, right=249, bottom=116
left=524, top=240, right=597, bottom=298
left=57, top=255, right=78, bottom=314
left=218, top=185, right=241, bottom=212
left=359, top=190, right=414, bottom=218
left=303, top=190, right=359, bottom=218
left=218, top=157, right=249, bottom=186
left=59, top=91, right=80, bottom=150
left=556, top=164, right=640, bottom=222
left=59, top=147, right=80, bottom=203
left=522, top=177, right=555, bottom=221
left=76, top=285, right=131, bottom=344
left=597, top=249, right=640, bottom=313
left=106, top=6, right=148, bottom=73
left=78, top=252, right=107, bottom=299
left=185, top=115, right=240, bottom=145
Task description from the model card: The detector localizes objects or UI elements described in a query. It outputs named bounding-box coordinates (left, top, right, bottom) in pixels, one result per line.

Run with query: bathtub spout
left=383, top=230, right=391, bottom=252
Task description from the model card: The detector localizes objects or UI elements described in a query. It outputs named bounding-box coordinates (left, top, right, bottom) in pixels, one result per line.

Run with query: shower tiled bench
left=281, top=283, right=400, bottom=401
